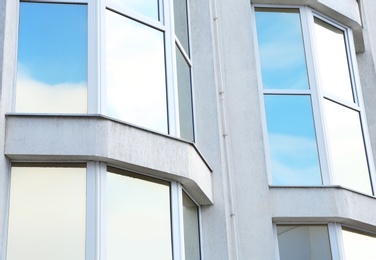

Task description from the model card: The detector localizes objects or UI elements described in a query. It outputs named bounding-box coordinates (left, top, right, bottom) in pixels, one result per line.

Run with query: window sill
left=4, top=113, right=213, bottom=205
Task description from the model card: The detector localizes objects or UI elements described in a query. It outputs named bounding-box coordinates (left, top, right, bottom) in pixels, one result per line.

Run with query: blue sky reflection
left=255, top=9, right=309, bottom=90
left=265, top=95, right=322, bottom=185
left=16, top=3, right=87, bottom=113
left=111, top=0, right=159, bottom=20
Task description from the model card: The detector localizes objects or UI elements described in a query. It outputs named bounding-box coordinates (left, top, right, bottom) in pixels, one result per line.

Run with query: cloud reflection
left=255, top=9, right=309, bottom=90
left=106, top=10, right=168, bottom=133
left=16, top=67, right=87, bottom=113
left=269, top=134, right=322, bottom=185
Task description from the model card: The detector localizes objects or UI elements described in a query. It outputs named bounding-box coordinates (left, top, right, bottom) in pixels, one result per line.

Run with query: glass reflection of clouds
left=106, top=170, right=172, bottom=260
left=314, top=19, right=354, bottom=102
left=106, top=10, right=168, bottom=133
left=255, top=9, right=309, bottom=90
left=7, top=166, right=86, bottom=260
left=265, top=95, right=321, bottom=185
left=324, top=100, right=371, bottom=194
left=342, top=229, right=376, bottom=260
left=110, top=0, right=159, bottom=20
left=16, top=3, right=87, bottom=113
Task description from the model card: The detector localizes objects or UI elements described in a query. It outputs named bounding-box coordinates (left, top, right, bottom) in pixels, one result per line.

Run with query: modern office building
left=1, top=0, right=376, bottom=259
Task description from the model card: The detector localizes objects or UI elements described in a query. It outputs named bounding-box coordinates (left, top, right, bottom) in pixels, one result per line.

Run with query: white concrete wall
left=0, top=0, right=18, bottom=255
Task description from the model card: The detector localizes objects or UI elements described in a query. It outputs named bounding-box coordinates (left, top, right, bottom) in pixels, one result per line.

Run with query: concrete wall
left=0, top=0, right=18, bottom=255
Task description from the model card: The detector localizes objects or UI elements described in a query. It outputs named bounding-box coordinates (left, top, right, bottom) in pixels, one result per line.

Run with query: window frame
left=3, top=162, right=201, bottom=260
left=252, top=4, right=376, bottom=194
left=14, top=0, right=196, bottom=141
left=274, top=222, right=376, bottom=260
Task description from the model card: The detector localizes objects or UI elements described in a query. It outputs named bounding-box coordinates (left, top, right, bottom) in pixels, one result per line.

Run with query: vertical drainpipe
left=211, top=0, right=239, bottom=259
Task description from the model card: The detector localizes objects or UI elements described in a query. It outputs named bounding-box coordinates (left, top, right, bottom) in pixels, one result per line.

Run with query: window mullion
left=165, top=0, right=180, bottom=136
left=99, top=162, right=107, bottom=260
left=171, top=182, right=185, bottom=260
left=86, top=162, right=99, bottom=260
left=272, top=224, right=281, bottom=260
left=301, top=6, right=332, bottom=185
left=328, top=223, right=346, bottom=260
left=88, top=0, right=100, bottom=114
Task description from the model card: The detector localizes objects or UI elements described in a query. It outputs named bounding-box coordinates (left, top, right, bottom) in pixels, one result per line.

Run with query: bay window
left=15, top=0, right=195, bottom=141
left=254, top=6, right=374, bottom=194
left=5, top=163, right=201, bottom=260
left=275, top=223, right=376, bottom=260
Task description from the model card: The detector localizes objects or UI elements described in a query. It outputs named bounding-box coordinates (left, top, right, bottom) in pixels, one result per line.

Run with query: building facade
left=1, top=0, right=376, bottom=259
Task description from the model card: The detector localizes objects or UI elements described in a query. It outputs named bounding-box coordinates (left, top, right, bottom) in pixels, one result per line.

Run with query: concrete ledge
left=251, top=0, right=365, bottom=52
left=4, top=114, right=213, bottom=205
left=270, top=186, right=376, bottom=231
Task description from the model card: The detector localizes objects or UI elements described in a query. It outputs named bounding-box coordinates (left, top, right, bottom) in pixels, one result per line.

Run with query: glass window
left=173, top=0, right=190, bottom=55
left=324, top=100, right=371, bottom=193
left=314, top=19, right=354, bottom=102
left=255, top=8, right=309, bottom=90
left=176, top=46, right=194, bottom=141
left=110, top=0, right=159, bottom=20
left=106, top=10, right=168, bottom=133
left=264, top=95, right=321, bottom=185
left=16, top=2, right=87, bottom=113
left=277, top=225, right=332, bottom=260
left=6, top=165, right=86, bottom=260
left=182, top=192, right=201, bottom=260
left=106, top=168, right=172, bottom=260
left=255, top=7, right=373, bottom=193
left=342, top=228, right=376, bottom=260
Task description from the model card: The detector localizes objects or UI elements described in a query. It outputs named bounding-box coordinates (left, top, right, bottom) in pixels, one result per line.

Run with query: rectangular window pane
left=264, top=95, right=321, bottom=185
left=324, top=99, right=371, bottom=194
left=176, top=46, right=194, bottom=141
left=106, top=168, right=172, bottom=260
left=255, top=8, right=309, bottom=90
left=342, top=228, right=376, bottom=260
left=314, top=18, right=354, bottom=102
left=277, top=225, right=332, bottom=260
left=110, top=0, right=159, bottom=20
left=106, top=10, right=168, bottom=133
left=183, top=192, right=201, bottom=260
left=7, top=165, right=86, bottom=260
left=16, top=3, right=87, bottom=113
left=173, top=0, right=190, bottom=55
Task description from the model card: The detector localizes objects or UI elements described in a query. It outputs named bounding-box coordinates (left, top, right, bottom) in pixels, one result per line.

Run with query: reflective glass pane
left=314, top=18, right=354, bottom=102
left=106, top=10, right=168, bottom=133
left=111, top=0, right=159, bottom=20
left=324, top=100, right=371, bottom=194
left=183, top=193, right=201, bottom=260
left=174, top=0, right=189, bottom=55
left=176, top=46, right=194, bottom=141
left=16, top=3, right=87, bottom=113
left=107, top=169, right=172, bottom=260
left=255, top=9, right=309, bottom=90
left=277, top=225, right=332, bottom=260
left=7, top=166, right=86, bottom=260
left=264, top=95, right=321, bottom=185
left=342, top=228, right=376, bottom=260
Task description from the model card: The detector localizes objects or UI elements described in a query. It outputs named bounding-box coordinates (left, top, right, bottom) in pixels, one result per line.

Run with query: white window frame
left=14, top=0, right=195, bottom=141
left=274, top=222, right=376, bottom=260
left=2, top=161, right=201, bottom=260
left=252, top=4, right=375, bottom=194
